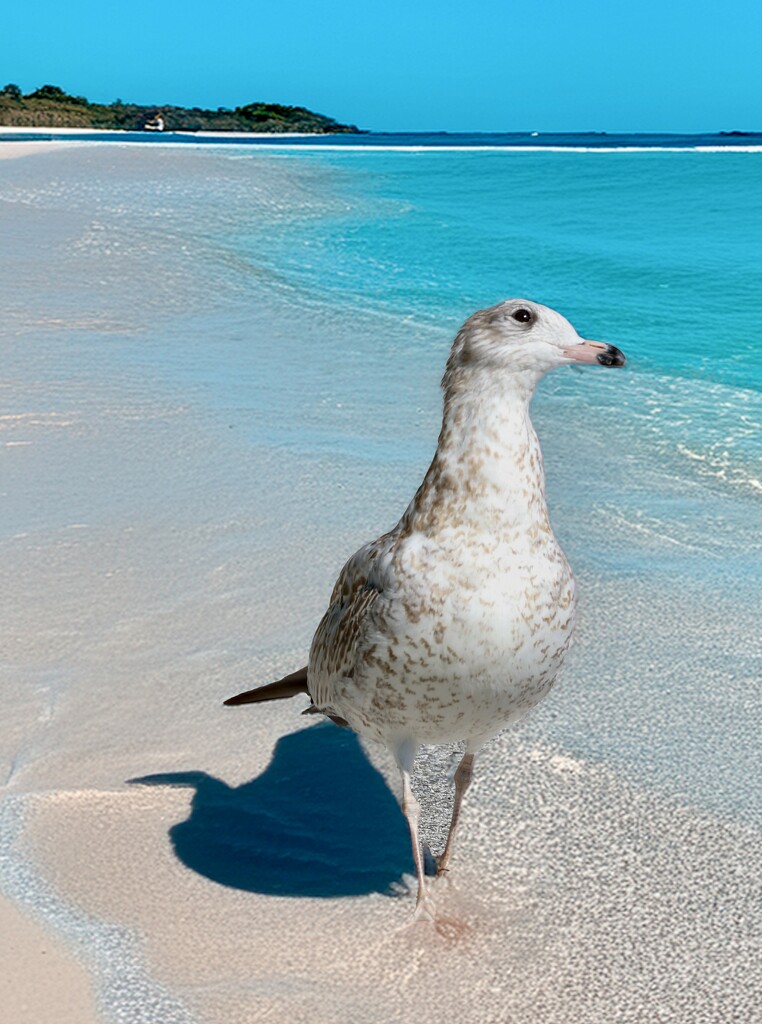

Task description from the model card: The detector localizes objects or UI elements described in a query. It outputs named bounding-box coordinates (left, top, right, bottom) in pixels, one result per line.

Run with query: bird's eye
left=512, top=308, right=532, bottom=323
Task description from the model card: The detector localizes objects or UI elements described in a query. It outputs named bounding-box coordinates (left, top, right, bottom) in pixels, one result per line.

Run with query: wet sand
left=0, top=895, right=99, bottom=1024
left=18, top=724, right=761, bottom=1024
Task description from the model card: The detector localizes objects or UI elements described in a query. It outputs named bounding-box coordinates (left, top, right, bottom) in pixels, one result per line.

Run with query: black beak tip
left=596, top=344, right=626, bottom=367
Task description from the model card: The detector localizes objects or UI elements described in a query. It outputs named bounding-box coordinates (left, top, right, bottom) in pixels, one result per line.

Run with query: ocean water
left=1, top=142, right=760, bottom=820
left=57, top=143, right=762, bottom=538
left=4, top=129, right=762, bottom=149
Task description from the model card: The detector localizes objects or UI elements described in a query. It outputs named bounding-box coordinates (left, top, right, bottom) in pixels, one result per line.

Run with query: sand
left=17, top=728, right=761, bottom=1024
left=1, top=144, right=760, bottom=1024
left=0, top=895, right=99, bottom=1024
left=0, top=141, right=75, bottom=160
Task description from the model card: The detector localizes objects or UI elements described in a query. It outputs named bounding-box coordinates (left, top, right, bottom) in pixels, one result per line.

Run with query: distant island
left=0, top=83, right=359, bottom=133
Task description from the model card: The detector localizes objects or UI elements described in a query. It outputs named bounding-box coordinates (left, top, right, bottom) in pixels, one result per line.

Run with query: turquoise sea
left=46, top=140, right=760, bottom=544
left=1, top=139, right=760, bottom=820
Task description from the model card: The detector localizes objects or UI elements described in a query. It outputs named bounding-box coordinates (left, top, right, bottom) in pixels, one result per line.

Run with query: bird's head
left=442, top=298, right=625, bottom=394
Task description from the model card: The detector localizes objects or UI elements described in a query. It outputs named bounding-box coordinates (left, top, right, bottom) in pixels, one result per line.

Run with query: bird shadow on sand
left=129, top=721, right=415, bottom=898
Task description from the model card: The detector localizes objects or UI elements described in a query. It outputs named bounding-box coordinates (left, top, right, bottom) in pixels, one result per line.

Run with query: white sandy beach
left=1, top=144, right=760, bottom=1024
left=0, top=126, right=325, bottom=136
left=0, top=141, right=76, bottom=160
left=0, top=127, right=325, bottom=166
left=0, top=895, right=99, bottom=1023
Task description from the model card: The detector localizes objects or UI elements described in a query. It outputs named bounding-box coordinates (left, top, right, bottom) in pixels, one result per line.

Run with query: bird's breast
left=332, top=529, right=577, bottom=743
left=391, top=539, right=576, bottom=671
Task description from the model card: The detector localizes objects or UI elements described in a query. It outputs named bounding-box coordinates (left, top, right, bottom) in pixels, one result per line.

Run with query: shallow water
left=1, top=142, right=760, bottom=1024
left=2, top=144, right=759, bottom=816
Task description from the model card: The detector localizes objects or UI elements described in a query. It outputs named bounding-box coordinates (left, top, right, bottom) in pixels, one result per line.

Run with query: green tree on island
left=0, top=83, right=359, bottom=133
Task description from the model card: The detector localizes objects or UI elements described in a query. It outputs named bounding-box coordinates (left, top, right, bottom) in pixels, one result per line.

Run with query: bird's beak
left=563, top=339, right=626, bottom=367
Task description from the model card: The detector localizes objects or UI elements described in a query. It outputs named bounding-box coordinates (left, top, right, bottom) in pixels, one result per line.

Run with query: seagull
left=225, top=299, right=626, bottom=918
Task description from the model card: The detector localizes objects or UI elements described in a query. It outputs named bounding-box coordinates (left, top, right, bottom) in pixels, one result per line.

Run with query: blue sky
left=2, top=0, right=760, bottom=131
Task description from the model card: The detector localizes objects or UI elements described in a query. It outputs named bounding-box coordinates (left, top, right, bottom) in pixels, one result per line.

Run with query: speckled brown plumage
left=226, top=298, right=626, bottom=919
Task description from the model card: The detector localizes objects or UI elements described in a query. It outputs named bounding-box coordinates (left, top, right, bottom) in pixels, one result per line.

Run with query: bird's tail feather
left=223, top=666, right=308, bottom=706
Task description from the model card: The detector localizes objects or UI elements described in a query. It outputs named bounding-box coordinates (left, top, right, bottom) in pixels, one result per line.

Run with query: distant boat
left=143, top=114, right=165, bottom=132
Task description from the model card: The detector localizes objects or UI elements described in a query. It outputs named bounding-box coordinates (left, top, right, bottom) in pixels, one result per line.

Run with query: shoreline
left=0, top=125, right=328, bottom=137
left=0, top=796, right=194, bottom=1024
left=2, top=125, right=762, bottom=154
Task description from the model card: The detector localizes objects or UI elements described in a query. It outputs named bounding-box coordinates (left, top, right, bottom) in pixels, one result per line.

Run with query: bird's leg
left=400, top=766, right=433, bottom=917
left=394, top=740, right=435, bottom=918
left=437, top=751, right=475, bottom=877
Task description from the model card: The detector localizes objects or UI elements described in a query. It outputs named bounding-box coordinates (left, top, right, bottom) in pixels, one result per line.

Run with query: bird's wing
left=308, top=532, right=393, bottom=709
left=223, top=530, right=395, bottom=713
left=326, top=530, right=393, bottom=606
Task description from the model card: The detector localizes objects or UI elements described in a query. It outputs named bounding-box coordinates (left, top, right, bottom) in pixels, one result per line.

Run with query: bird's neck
left=401, top=379, right=552, bottom=538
